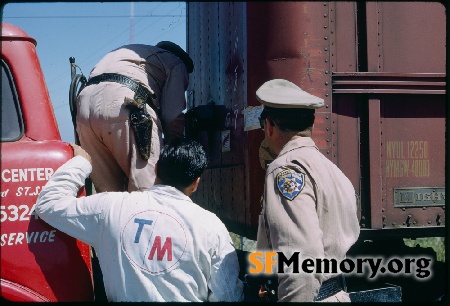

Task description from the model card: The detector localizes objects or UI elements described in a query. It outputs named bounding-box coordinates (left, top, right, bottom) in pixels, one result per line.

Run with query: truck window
left=1, top=61, right=24, bottom=141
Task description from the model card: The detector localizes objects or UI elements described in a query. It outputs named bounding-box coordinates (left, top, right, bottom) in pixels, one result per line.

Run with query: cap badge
left=276, top=169, right=305, bottom=201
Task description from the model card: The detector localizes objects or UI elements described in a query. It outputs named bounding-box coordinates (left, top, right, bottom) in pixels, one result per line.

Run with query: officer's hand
left=258, top=286, right=270, bottom=301
left=259, top=139, right=277, bottom=170
left=69, top=143, right=92, bottom=164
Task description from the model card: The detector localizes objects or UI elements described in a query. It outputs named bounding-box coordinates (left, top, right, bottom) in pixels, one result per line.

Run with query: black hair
left=156, top=137, right=207, bottom=189
left=260, top=106, right=315, bottom=132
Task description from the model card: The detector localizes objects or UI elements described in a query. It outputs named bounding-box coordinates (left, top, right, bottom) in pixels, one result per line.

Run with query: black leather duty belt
left=314, top=274, right=347, bottom=301
left=86, top=73, right=159, bottom=113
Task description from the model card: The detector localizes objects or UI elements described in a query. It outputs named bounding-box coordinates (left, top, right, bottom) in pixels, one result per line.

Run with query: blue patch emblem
left=276, top=169, right=305, bottom=201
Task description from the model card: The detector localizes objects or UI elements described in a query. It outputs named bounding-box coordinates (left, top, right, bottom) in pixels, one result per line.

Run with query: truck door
left=1, top=39, right=93, bottom=301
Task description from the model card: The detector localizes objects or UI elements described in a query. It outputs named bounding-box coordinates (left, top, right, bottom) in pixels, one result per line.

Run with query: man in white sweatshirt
left=35, top=138, right=244, bottom=302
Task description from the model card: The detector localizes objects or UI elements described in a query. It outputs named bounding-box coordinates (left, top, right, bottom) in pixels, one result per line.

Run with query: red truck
left=0, top=22, right=94, bottom=302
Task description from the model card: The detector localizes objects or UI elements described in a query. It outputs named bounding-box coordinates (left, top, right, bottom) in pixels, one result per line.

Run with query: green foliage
left=404, top=237, right=445, bottom=262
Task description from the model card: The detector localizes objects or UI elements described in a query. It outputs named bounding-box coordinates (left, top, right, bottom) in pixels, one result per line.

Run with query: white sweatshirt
left=35, top=155, right=244, bottom=302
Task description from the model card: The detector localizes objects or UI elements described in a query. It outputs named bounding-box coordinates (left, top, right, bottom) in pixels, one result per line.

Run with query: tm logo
left=122, top=211, right=187, bottom=274
left=134, top=218, right=173, bottom=261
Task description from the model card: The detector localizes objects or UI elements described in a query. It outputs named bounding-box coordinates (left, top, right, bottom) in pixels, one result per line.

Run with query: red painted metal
left=186, top=2, right=446, bottom=238
left=368, top=99, right=383, bottom=229
left=1, top=279, right=50, bottom=302
left=332, top=73, right=446, bottom=94
left=1, top=22, right=94, bottom=301
left=380, top=95, right=446, bottom=228
left=367, top=2, right=446, bottom=73
left=1, top=142, right=94, bottom=301
left=1, top=23, right=61, bottom=141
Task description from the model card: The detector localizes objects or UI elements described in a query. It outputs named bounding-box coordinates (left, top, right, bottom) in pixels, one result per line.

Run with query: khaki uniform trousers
left=76, top=82, right=163, bottom=192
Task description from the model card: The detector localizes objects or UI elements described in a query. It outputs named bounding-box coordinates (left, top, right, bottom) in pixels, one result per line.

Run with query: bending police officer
left=76, top=41, right=193, bottom=192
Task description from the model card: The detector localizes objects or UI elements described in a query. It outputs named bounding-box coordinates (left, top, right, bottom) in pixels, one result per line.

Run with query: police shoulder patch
left=276, top=169, right=305, bottom=201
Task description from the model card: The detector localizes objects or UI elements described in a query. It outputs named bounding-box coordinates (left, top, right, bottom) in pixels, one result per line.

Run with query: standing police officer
left=255, top=79, right=360, bottom=302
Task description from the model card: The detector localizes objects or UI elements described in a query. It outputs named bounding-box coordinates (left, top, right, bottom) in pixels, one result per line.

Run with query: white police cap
left=256, top=79, right=324, bottom=109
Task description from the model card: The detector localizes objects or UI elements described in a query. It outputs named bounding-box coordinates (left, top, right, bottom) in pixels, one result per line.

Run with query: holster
left=124, top=97, right=153, bottom=160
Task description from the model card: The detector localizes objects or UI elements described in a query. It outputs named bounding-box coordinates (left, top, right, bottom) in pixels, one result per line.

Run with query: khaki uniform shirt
left=256, top=136, right=360, bottom=302
left=76, top=44, right=188, bottom=191
left=89, top=44, right=188, bottom=140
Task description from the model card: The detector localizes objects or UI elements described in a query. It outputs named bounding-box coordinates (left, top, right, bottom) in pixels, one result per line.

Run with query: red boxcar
left=186, top=1, right=446, bottom=239
left=185, top=2, right=446, bottom=302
